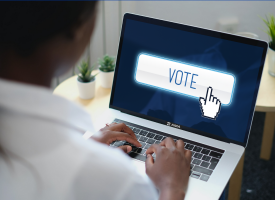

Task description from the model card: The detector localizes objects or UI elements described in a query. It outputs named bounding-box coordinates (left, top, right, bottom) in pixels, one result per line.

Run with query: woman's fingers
left=108, top=131, right=141, bottom=147
left=145, top=154, right=154, bottom=172
left=175, top=139, right=185, bottom=153
left=108, top=123, right=137, bottom=140
left=146, top=144, right=162, bottom=155
left=160, top=137, right=176, bottom=149
left=185, top=149, right=192, bottom=164
left=118, top=145, right=132, bottom=153
left=149, top=138, right=178, bottom=155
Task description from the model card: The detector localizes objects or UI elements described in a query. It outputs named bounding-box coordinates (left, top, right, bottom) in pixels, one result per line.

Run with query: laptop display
left=110, top=14, right=267, bottom=146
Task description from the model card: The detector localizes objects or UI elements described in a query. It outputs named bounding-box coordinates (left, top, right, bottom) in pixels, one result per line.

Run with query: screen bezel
left=109, top=13, right=268, bottom=147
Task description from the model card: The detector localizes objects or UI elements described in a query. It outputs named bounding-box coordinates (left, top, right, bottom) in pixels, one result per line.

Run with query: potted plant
left=77, top=60, right=98, bottom=99
left=98, top=55, right=116, bottom=88
left=262, top=14, right=275, bottom=76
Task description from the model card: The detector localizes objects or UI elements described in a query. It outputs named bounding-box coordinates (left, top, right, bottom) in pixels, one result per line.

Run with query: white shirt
left=0, top=78, right=158, bottom=200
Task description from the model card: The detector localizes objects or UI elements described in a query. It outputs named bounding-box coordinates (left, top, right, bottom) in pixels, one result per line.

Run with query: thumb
left=118, top=145, right=132, bottom=154
left=185, top=150, right=192, bottom=164
left=145, top=154, right=154, bottom=172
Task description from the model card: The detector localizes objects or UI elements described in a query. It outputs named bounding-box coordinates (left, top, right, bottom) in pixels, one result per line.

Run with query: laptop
left=94, top=13, right=268, bottom=199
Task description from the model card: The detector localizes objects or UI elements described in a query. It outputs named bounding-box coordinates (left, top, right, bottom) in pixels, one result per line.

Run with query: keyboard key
left=133, top=128, right=140, bottom=134
left=139, top=136, right=148, bottom=142
left=147, top=132, right=155, bottom=138
left=210, top=157, right=219, bottom=164
left=191, top=151, right=195, bottom=157
left=139, top=142, right=146, bottom=148
left=147, top=138, right=155, bottom=144
left=193, top=146, right=202, bottom=152
left=193, top=166, right=213, bottom=176
left=173, top=139, right=177, bottom=142
left=192, top=159, right=201, bottom=165
left=161, top=137, right=166, bottom=141
left=136, top=148, right=146, bottom=155
left=131, top=146, right=138, bottom=152
left=191, top=172, right=201, bottom=179
left=209, top=158, right=219, bottom=170
left=185, top=144, right=194, bottom=150
left=133, top=133, right=139, bottom=137
left=193, top=153, right=203, bottom=159
left=152, top=153, right=156, bottom=159
left=209, top=151, right=222, bottom=159
left=200, top=174, right=210, bottom=182
left=154, top=135, right=163, bottom=140
left=128, top=126, right=134, bottom=130
left=144, top=144, right=151, bottom=149
left=136, top=135, right=141, bottom=140
left=209, top=163, right=217, bottom=170
left=201, top=149, right=210, bottom=155
left=200, top=161, right=210, bottom=168
left=139, top=130, right=148, bottom=136
left=202, top=155, right=211, bottom=162
left=113, top=141, right=124, bottom=147
left=128, top=152, right=146, bottom=162
left=141, top=149, right=146, bottom=155
left=190, top=164, right=194, bottom=169
left=155, top=141, right=161, bottom=145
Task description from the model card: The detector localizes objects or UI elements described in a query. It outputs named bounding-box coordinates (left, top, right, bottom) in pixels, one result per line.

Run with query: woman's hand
left=146, top=138, right=192, bottom=200
left=91, top=123, right=141, bottom=153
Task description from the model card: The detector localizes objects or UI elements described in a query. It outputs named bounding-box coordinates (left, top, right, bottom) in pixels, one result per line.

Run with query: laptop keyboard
left=110, top=119, right=225, bottom=182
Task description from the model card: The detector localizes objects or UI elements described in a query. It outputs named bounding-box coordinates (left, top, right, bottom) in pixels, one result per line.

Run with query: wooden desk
left=54, top=60, right=275, bottom=200
left=53, top=73, right=111, bottom=123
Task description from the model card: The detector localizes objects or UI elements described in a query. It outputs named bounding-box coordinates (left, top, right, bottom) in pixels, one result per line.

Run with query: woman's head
left=0, top=2, right=98, bottom=86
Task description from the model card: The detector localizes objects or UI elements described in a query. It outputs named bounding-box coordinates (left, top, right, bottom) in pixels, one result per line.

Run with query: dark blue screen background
left=112, top=19, right=264, bottom=144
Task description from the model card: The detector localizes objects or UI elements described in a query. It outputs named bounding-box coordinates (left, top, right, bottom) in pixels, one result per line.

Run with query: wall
left=52, top=1, right=275, bottom=89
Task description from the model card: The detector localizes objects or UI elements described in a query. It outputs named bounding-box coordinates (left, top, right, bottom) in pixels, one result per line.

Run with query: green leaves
left=98, top=55, right=116, bottom=72
left=77, top=55, right=115, bottom=82
left=261, top=14, right=275, bottom=50
left=77, top=61, right=97, bottom=83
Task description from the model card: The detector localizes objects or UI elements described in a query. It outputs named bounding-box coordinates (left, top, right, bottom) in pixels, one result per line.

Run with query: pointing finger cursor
left=199, top=86, right=221, bottom=120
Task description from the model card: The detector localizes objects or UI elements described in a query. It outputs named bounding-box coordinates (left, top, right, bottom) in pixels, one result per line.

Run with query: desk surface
left=53, top=72, right=111, bottom=122
left=53, top=60, right=275, bottom=116
left=255, top=57, right=275, bottom=112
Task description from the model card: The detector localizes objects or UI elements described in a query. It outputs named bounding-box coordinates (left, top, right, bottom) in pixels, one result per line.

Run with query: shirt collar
left=0, top=78, right=94, bottom=133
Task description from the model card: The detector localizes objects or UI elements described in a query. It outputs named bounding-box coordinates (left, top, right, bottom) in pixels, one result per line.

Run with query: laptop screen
left=110, top=14, right=267, bottom=146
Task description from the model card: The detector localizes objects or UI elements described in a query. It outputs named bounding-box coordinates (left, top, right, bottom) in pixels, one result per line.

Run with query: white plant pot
left=268, top=45, right=275, bottom=77
left=99, top=69, right=114, bottom=88
left=77, top=77, right=96, bottom=99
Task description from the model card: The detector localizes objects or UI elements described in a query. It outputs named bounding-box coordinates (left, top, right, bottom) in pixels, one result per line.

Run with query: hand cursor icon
left=199, top=87, right=221, bottom=120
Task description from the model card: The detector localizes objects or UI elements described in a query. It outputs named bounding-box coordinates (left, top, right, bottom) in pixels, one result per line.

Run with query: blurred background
left=53, top=1, right=275, bottom=88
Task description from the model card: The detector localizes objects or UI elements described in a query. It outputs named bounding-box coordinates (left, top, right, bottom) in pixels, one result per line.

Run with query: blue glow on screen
left=112, top=18, right=264, bottom=144
left=133, top=53, right=236, bottom=106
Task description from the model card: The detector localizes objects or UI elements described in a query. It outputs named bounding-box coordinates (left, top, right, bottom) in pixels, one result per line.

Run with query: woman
left=0, top=2, right=191, bottom=200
